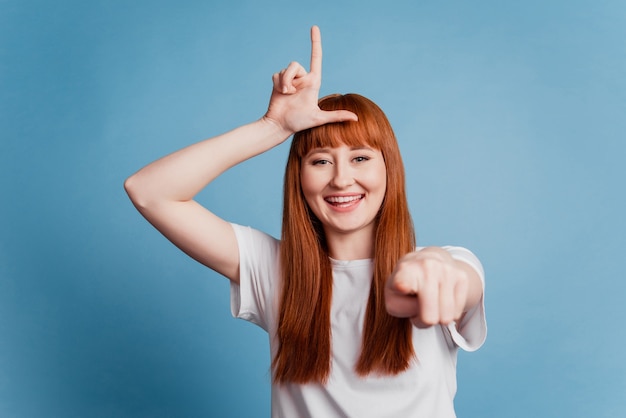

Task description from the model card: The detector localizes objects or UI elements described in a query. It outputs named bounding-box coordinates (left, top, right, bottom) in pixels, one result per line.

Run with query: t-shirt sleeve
left=229, top=223, right=280, bottom=332
left=443, top=246, right=487, bottom=352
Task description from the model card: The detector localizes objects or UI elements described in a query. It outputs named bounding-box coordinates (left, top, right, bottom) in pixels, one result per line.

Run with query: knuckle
left=440, top=309, right=454, bottom=324
left=420, top=314, right=438, bottom=326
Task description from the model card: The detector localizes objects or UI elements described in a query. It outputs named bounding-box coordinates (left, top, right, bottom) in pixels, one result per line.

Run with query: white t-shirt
left=230, top=223, right=487, bottom=418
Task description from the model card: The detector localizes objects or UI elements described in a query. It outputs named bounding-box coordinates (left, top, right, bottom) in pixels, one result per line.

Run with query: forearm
left=124, top=117, right=291, bottom=208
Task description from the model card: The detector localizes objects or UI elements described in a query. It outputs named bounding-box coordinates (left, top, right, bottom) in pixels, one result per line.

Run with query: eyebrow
left=307, top=146, right=375, bottom=154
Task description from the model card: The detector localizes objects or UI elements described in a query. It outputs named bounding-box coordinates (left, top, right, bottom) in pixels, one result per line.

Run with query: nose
left=329, top=161, right=355, bottom=189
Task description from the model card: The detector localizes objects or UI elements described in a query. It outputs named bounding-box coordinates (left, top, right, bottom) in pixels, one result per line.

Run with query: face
left=300, top=144, right=387, bottom=243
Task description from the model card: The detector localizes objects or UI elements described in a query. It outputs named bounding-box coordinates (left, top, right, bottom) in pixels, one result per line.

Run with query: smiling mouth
left=324, top=194, right=364, bottom=208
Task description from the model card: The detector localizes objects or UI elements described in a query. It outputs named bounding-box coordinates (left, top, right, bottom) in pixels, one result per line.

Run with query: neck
left=324, top=228, right=375, bottom=261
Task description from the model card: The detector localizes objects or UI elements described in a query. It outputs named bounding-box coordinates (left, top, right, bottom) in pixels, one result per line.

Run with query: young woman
left=125, top=26, right=486, bottom=418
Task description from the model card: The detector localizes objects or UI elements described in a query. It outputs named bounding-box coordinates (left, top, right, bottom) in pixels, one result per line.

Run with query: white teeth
left=325, top=195, right=362, bottom=203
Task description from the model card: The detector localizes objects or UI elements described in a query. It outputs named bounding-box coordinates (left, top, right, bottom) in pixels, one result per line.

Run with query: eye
left=313, top=159, right=331, bottom=165
left=353, top=156, right=370, bottom=163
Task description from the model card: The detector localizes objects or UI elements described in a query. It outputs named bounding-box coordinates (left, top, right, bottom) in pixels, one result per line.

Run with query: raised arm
left=124, top=26, right=357, bottom=283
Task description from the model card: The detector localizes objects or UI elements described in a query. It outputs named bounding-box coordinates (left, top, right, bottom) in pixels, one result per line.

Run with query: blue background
left=1, top=1, right=624, bottom=417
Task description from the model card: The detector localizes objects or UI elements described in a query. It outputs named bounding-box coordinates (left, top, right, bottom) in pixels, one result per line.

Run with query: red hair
left=273, top=94, right=416, bottom=384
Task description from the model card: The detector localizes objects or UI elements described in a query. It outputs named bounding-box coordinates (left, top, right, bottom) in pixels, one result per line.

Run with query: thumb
left=389, top=272, right=420, bottom=296
left=317, top=109, right=359, bottom=124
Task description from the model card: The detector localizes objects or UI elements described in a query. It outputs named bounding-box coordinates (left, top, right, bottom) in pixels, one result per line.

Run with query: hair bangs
left=292, top=94, right=392, bottom=159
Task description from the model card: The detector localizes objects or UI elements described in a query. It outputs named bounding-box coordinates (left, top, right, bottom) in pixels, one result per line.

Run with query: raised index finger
left=309, top=25, right=322, bottom=74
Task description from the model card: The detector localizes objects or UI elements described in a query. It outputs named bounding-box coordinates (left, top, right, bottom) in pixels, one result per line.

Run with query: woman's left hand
left=385, top=247, right=471, bottom=327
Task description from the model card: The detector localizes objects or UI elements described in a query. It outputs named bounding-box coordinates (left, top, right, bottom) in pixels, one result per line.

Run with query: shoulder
left=230, top=223, right=281, bottom=261
left=231, top=223, right=279, bottom=243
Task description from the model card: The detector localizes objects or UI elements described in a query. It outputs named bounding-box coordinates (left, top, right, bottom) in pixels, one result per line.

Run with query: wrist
left=261, top=115, right=295, bottom=140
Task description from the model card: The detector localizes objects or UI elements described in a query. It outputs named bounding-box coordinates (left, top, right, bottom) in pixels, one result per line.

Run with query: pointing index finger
left=310, top=25, right=322, bottom=74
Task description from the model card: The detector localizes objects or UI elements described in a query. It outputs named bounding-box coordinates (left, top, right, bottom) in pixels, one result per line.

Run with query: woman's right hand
left=263, top=26, right=358, bottom=136
left=125, top=26, right=357, bottom=284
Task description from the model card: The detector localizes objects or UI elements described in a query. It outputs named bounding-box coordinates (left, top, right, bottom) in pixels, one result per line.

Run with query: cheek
left=300, top=171, right=322, bottom=203
left=300, top=173, right=326, bottom=220
left=368, top=164, right=387, bottom=194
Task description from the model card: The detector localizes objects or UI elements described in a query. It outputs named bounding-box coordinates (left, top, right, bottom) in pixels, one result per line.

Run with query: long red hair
left=273, top=94, right=416, bottom=384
